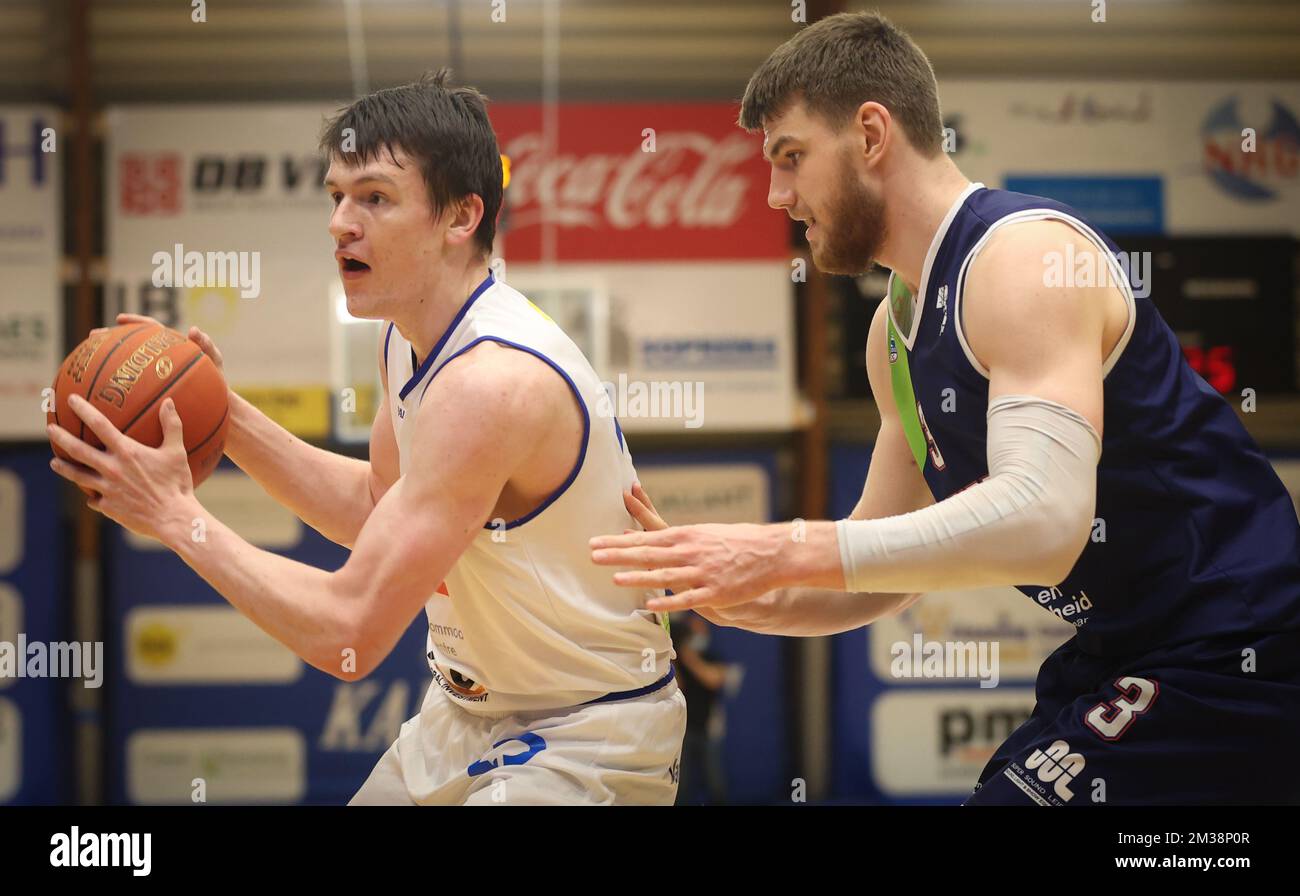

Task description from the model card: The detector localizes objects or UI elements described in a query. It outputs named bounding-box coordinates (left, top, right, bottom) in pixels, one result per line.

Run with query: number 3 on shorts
left=1084, top=676, right=1159, bottom=741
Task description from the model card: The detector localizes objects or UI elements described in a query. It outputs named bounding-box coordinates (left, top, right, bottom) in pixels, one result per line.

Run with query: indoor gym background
left=0, top=0, right=1297, bottom=805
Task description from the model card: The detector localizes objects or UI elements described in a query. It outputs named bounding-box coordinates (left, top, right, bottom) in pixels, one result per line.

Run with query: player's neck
left=398, top=258, right=492, bottom=366
left=877, top=156, right=971, bottom=294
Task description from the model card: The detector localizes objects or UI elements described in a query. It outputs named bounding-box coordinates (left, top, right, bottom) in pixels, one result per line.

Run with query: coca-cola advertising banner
left=490, top=103, right=787, bottom=262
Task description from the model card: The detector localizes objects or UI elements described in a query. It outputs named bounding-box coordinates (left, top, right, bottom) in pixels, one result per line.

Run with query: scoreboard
left=834, top=236, right=1298, bottom=399
left=1114, top=236, right=1297, bottom=395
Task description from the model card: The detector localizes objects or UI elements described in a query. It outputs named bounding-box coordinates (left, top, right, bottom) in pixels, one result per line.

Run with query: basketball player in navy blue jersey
left=592, top=12, right=1300, bottom=804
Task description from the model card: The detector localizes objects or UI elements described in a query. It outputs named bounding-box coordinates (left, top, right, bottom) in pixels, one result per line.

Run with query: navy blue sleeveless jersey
left=884, top=183, right=1300, bottom=659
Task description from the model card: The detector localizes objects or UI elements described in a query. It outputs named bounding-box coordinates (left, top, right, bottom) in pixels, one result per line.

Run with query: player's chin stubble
left=813, top=161, right=888, bottom=276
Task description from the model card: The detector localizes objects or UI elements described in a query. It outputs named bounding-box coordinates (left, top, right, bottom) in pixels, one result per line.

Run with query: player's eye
left=330, top=192, right=343, bottom=205
left=786, top=151, right=802, bottom=168
left=368, top=192, right=386, bottom=205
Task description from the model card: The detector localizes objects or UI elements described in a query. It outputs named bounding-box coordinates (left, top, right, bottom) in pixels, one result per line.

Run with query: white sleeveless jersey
left=382, top=273, right=673, bottom=714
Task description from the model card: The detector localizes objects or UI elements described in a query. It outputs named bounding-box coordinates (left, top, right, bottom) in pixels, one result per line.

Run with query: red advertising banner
left=490, top=103, right=788, bottom=261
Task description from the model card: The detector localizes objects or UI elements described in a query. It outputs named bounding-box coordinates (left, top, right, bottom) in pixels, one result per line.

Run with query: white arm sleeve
left=836, top=394, right=1101, bottom=594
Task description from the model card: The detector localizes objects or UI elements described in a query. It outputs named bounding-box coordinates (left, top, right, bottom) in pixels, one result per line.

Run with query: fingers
left=646, top=588, right=715, bottom=613
left=622, top=489, right=667, bottom=532
left=66, top=394, right=127, bottom=451
left=188, top=327, right=223, bottom=368
left=631, top=481, right=659, bottom=516
left=589, top=529, right=671, bottom=551
left=611, top=567, right=702, bottom=590
left=49, top=457, right=107, bottom=493
left=159, top=398, right=185, bottom=450
left=47, top=422, right=112, bottom=473
left=116, top=313, right=161, bottom=326
left=591, top=544, right=681, bottom=568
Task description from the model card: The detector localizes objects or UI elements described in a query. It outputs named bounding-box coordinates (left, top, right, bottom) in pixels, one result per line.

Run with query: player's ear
left=857, top=101, right=891, bottom=166
left=443, top=194, right=485, bottom=249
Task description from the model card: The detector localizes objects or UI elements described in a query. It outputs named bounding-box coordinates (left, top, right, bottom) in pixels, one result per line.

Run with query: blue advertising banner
left=634, top=450, right=787, bottom=804
left=1003, top=175, right=1164, bottom=235
left=0, top=448, right=71, bottom=805
left=104, top=461, right=429, bottom=805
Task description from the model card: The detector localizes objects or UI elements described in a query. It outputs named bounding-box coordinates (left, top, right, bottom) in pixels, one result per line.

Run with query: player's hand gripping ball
left=48, top=321, right=230, bottom=492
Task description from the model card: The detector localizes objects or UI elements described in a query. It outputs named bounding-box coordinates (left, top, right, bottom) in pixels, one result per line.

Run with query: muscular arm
left=815, top=222, right=1109, bottom=594
left=160, top=345, right=566, bottom=680
left=697, top=301, right=933, bottom=636
left=222, top=331, right=399, bottom=548
left=594, top=222, right=1112, bottom=610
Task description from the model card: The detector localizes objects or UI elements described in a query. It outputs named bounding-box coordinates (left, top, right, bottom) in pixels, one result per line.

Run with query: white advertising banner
left=871, top=688, right=1037, bottom=797
left=507, top=261, right=798, bottom=432
left=941, top=80, right=1300, bottom=234
left=105, top=105, right=341, bottom=436
left=0, top=106, right=61, bottom=439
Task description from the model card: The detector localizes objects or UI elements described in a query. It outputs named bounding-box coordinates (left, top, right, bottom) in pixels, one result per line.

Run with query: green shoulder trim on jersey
left=885, top=280, right=928, bottom=473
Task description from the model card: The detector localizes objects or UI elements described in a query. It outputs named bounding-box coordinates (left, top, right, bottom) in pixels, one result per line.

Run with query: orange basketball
left=49, top=323, right=230, bottom=488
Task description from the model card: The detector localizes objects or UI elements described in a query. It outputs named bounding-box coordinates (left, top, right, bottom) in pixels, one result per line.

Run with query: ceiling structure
left=3, top=0, right=1298, bottom=105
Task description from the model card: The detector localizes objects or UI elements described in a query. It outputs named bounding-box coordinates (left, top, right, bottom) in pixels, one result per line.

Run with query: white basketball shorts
left=349, top=676, right=687, bottom=806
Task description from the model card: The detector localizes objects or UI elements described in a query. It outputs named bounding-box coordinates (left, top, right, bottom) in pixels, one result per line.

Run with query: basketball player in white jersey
left=47, top=71, right=685, bottom=805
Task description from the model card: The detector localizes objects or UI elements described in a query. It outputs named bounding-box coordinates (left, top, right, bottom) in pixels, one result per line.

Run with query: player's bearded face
left=811, top=148, right=888, bottom=276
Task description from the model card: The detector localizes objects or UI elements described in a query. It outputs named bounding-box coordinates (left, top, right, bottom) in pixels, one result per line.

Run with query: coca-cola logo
left=502, top=131, right=754, bottom=231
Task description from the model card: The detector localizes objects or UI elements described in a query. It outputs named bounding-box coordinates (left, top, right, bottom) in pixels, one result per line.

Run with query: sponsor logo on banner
left=118, top=151, right=327, bottom=215
left=127, top=728, right=306, bottom=804
left=1008, top=91, right=1153, bottom=125
left=0, top=698, right=19, bottom=802
left=870, top=587, right=1073, bottom=683
left=125, top=605, right=303, bottom=685
left=1202, top=96, right=1300, bottom=201
left=635, top=464, right=770, bottom=525
left=490, top=104, right=786, bottom=261
left=870, top=689, right=1034, bottom=796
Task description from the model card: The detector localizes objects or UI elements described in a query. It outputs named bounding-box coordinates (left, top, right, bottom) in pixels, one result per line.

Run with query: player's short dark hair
left=738, top=11, right=944, bottom=157
left=320, top=69, right=503, bottom=257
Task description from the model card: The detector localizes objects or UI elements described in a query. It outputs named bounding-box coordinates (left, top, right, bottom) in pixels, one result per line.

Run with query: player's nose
left=767, top=169, right=795, bottom=211
left=328, top=200, right=362, bottom=242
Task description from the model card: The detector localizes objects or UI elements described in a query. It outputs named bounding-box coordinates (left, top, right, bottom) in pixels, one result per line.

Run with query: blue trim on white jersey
left=382, top=321, right=394, bottom=375
left=420, top=334, right=592, bottom=531
left=582, top=666, right=675, bottom=705
left=398, top=272, right=495, bottom=401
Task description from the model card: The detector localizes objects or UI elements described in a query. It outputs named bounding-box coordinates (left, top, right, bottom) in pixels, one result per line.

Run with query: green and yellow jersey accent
left=885, top=275, right=930, bottom=473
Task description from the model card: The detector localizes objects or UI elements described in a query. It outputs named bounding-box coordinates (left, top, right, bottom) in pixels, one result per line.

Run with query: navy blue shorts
left=964, top=628, right=1300, bottom=805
